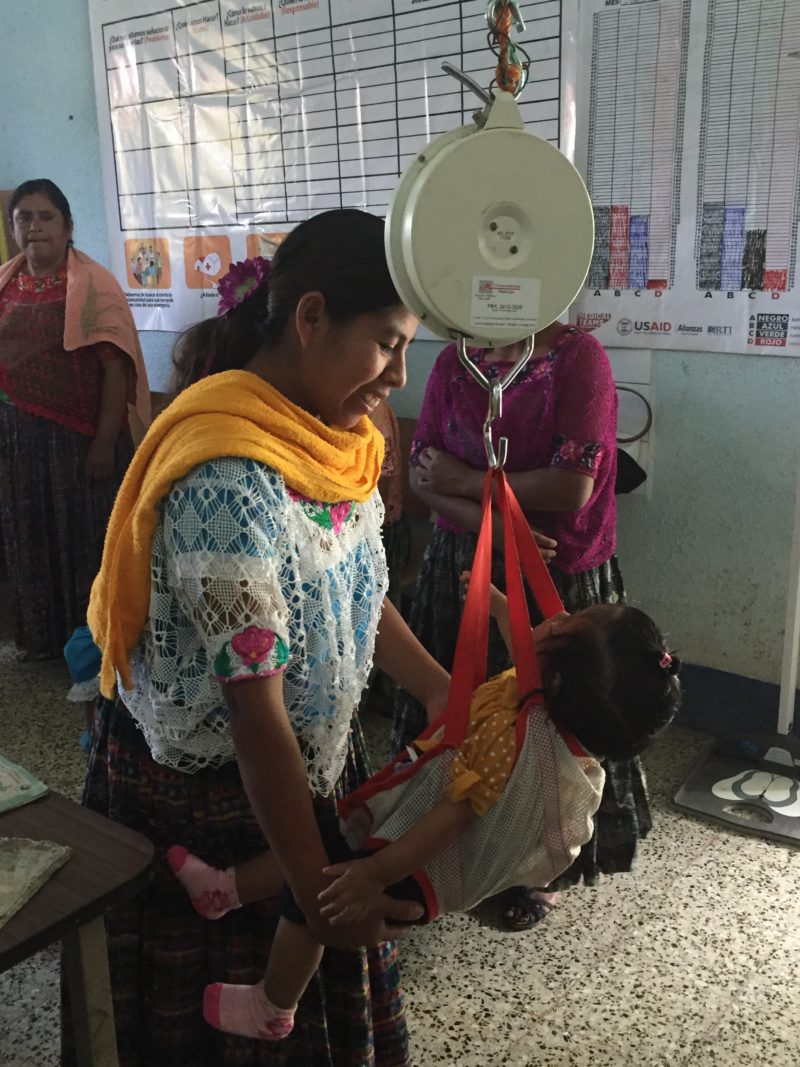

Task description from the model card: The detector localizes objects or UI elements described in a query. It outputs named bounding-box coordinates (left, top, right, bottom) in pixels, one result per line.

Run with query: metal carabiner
left=486, top=0, right=526, bottom=34
left=483, top=378, right=506, bottom=469
left=456, top=335, right=534, bottom=469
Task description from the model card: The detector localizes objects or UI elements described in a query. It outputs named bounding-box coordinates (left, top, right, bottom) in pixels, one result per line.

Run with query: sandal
left=499, top=886, right=557, bottom=932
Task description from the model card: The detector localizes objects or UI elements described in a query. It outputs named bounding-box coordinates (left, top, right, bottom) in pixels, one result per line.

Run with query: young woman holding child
left=70, top=210, right=450, bottom=1067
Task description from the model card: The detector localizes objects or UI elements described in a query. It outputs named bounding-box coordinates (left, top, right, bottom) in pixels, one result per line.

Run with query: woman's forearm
left=504, top=468, right=593, bottom=512
left=411, top=480, right=484, bottom=534
left=373, top=597, right=450, bottom=709
left=409, top=482, right=556, bottom=561
left=224, top=676, right=329, bottom=914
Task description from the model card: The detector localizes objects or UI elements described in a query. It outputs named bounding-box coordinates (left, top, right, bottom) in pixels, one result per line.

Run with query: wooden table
left=0, top=791, right=154, bottom=1066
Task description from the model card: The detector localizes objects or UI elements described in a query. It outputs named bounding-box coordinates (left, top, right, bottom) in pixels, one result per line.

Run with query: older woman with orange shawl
left=0, top=179, right=149, bottom=660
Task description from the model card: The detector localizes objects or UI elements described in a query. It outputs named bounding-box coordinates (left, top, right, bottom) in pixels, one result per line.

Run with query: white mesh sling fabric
left=340, top=694, right=604, bottom=918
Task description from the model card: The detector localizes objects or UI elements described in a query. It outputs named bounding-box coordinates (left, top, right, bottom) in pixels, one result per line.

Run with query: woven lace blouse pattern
left=120, top=457, right=388, bottom=795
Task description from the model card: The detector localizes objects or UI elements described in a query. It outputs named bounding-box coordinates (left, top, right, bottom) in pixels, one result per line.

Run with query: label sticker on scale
left=470, top=276, right=541, bottom=332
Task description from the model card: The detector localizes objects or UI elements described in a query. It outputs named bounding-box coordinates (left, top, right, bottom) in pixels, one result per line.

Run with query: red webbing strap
left=442, top=470, right=495, bottom=744
left=496, top=471, right=540, bottom=699
left=501, top=472, right=565, bottom=621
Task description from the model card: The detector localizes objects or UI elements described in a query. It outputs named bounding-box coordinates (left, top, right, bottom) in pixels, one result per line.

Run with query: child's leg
left=203, top=919, right=323, bottom=1041
left=166, top=847, right=283, bottom=920
left=263, top=917, right=324, bottom=1009
left=236, top=852, right=284, bottom=903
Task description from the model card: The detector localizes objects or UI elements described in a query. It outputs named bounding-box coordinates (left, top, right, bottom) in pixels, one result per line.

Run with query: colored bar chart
left=585, top=0, right=688, bottom=291
left=696, top=0, right=800, bottom=291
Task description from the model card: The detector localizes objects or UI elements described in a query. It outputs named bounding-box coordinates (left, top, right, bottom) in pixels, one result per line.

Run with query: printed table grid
left=103, top=0, right=563, bottom=230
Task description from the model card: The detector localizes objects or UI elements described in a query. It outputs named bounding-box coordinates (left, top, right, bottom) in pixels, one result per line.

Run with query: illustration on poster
left=183, top=237, right=232, bottom=291
left=125, top=237, right=171, bottom=291
left=130, top=243, right=163, bottom=289
left=194, top=252, right=222, bottom=278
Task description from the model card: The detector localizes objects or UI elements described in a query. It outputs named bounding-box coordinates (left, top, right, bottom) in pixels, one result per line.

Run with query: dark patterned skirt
left=61, top=700, right=409, bottom=1067
left=391, top=525, right=650, bottom=887
left=0, top=404, right=132, bottom=659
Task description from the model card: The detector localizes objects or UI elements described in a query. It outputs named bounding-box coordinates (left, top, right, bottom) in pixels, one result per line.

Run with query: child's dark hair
left=171, top=209, right=402, bottom=394
left=543, top=605, right=681, bottom=760
left=8, top=179, right=74, bottom=244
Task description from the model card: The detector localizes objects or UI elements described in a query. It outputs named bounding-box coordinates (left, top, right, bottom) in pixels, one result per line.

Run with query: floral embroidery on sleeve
left=286, top=488, right=354, bottom=535
left=213, top=625, right=289, bottom=682
left=550, top=434, right=604, bottom=475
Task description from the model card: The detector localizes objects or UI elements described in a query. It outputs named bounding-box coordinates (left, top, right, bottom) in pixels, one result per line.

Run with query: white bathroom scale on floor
left=674, top=733, right=800, bottom=844
left=676, top=411, right=800, bottom=847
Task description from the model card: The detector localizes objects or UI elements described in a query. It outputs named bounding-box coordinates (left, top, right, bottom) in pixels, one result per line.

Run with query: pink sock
left=166, top=845, right=241, bottom=920
left=203, top=982, right=295, bottom=1041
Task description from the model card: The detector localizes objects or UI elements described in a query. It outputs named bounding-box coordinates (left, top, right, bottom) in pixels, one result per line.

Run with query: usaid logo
left=634, top=321, right=672, bottom=333
left=617, top=319, right=671, bottom=335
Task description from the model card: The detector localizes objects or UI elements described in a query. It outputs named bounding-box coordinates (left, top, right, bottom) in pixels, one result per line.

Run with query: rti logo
left=748, top=313, right=789, bottom=347
left=618, top=319, right=672, bottom=335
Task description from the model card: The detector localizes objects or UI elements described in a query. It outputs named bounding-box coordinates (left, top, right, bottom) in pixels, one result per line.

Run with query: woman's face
left=295, top=301, right=418, bottom=429
left=12, top=193, right=72, bottom=274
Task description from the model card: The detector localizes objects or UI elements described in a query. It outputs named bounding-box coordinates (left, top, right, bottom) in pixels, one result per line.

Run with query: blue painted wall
left=3, top=1, right=799, bottom=692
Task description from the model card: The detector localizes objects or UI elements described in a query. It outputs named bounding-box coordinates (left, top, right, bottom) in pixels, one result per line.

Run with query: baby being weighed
left=169, top=575, right=681, bottom=1042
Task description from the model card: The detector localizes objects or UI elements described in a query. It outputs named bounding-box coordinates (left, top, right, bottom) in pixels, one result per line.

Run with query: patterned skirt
left=61, top=700, right=409, bottom=1067
left=391, top=525, right=651, bottom=887
left=0, top=403, right=132, bottom=659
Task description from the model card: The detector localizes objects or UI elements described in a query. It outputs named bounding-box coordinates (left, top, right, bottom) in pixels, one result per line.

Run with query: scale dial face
left=387, top=111, right=594, bottom=347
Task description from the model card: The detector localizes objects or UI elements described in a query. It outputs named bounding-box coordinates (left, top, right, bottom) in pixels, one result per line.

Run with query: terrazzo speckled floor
left=1, top=627, right=799, bottom=1066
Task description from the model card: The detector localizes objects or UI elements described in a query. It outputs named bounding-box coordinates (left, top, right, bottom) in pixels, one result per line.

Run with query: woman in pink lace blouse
left=391, top=321, right=651, bottom=930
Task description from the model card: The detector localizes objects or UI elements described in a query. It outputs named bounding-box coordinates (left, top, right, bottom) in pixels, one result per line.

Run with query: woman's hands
left=414, top=449, right=558, bottom=562
left=415, top=447, right=481, bottom=498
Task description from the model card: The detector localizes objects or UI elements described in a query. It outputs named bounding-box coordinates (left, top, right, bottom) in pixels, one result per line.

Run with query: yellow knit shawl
left=88, top=370, right=385, bottom=697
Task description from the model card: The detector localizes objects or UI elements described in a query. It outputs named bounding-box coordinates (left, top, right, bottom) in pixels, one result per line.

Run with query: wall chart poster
left=573, top=0, right=800, bottom=356
left=88, top=0, right=567, bottom=332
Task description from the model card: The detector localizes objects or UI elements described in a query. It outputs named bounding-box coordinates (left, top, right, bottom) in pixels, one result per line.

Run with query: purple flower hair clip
left=217, top=256, right=271, bottom=316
